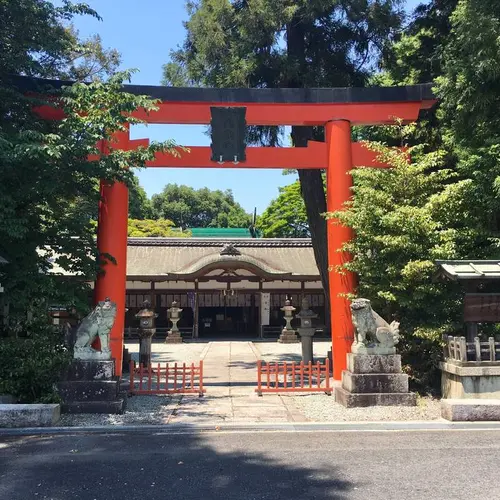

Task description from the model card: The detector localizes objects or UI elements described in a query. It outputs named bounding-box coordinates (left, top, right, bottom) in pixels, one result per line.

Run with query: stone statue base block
left=73, top=347, right=112, bottom=361
left=336, top=353, right=416, bottom=408
left=335, top=387, right=417, bottom=408
left=342, top=372, right=409, bottom=393
left=278, top=330, right=299, bottom=343
left=57, top=360, right=125, bottom=415
left=347, top=353, right=401, bottom=374
left=62, top=360, right=114, bottom=381
left=351, top=344, right=396, bottom=355
left=441, top=399, right=500, bottom=421
left=165, top=331, right=183, bottom=344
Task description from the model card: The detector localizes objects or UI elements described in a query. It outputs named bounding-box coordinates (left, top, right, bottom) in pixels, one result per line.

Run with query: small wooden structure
left=435, top=261, right=500, bottom=411
left=435, top=260, right=500, bottom=341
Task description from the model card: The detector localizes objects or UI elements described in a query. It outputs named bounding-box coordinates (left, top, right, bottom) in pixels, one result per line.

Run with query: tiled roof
left=435, top=260, right=500, bottom=280
left=127, top=237, right=313, bottom=248
left=127, top=238, right=319, bottom=279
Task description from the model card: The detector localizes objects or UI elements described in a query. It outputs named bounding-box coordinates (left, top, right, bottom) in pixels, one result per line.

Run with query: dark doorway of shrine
left=198, top=292, right=260, bottom=339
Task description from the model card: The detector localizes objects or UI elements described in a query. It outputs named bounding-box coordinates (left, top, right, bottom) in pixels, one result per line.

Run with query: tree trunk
left=292, top=128, right=330, bottom=324
left=287, top=15, right=330, bottom=329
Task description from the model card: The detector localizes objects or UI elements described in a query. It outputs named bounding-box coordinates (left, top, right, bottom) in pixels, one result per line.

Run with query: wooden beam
left=133, top=101, right=431, bottom=126
left=143, top=141, right=396, bottom=170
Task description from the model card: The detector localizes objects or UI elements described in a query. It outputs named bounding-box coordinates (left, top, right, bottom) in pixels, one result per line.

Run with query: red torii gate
left=25, top=77, right=435, bottom=379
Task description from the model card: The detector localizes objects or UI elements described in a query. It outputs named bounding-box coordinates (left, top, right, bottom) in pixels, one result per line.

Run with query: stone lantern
left=278, top=299, right=299, bottom=343
left=165, top=300, right=183, bottom=344
left=296, top=297, right=318, bottom=363
left=135, top=300, right=158, bottom=367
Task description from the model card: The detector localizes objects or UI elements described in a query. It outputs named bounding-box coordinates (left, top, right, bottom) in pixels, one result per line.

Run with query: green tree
left=128, top=219, right=190, bottom=237
left=431, top=0, right=500, bottom=260
left=258, top=181, right=309, bottom=238
left=0, top=0, right=180, bottom=315
left=163, top=0, right=404, bottom=306
left=128, top=174, right=153, bottom=219
left=151, top=184, right=251, bottom=229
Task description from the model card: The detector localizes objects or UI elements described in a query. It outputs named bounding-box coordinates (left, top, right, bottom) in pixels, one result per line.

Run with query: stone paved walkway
left=167, top=341, right=309, bottom=424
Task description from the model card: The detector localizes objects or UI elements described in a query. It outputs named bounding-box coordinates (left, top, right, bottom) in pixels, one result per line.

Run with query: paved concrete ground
left=1, top=429, right=499, bottom=499
left=163, top=341, right=317, bottom=424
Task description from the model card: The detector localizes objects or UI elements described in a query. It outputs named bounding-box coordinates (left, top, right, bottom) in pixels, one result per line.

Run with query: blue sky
left=67, top=0, right=428, bottom=213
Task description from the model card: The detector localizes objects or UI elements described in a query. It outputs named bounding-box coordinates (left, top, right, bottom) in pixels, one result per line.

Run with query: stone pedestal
left=278, top=328, right=299, bottom=344
left=138, top=330, right=155, bottom=366
left=165, top=330, right=183, bottom=344
left=335, top=353, right=416, bottom=407
left=57, top=360, right=125, bottom=414
left=440, top=361, right=500, bottom=399
left=297, top=328, right=315, bottom=364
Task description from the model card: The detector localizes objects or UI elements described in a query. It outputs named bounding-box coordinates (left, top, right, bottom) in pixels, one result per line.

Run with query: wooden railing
left=129, top=360, right=205, bottom=396
left=256, top=359, right=332, bottom=395
left=444, top=335, right=500, bottom=363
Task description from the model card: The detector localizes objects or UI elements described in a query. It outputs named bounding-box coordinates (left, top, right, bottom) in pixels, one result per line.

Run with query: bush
left=0, top=322, right=71, bottom=403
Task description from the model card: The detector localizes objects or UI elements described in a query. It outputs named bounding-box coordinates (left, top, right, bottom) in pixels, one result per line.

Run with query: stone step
left=62, top=399, right=125, bottom=415
left=335, top=387, right=417, bottom=408
left=57, top=380, right=120, bottom=401
left=441, top=399, right=500, bottom=421
left=342, top=371, right=409, bottom=393
left=0, top=404, right=61, bottom=427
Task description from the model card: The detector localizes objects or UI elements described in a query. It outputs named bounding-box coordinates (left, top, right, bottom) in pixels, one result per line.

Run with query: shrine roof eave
left=435, top=260, right=500, bottom=281
left=125, top=274, right=320, bottom=282
left=11, top=75, right=435, bottom=105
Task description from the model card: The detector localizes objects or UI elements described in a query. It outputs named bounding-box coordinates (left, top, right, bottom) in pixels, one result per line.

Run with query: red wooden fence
left=256, top=359, right=332, bottom=396
left=129, top=360, right=205, bottom=396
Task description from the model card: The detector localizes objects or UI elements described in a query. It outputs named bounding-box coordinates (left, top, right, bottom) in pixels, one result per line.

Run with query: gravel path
left=289, top=394, right=441, bottom=421
left=59, top=395, right=179, bottom=427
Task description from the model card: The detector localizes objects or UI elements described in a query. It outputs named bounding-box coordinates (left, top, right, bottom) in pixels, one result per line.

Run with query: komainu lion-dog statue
left=350, top=298, right=400, bottom=355
left=73, top=297, right=117, bottom=360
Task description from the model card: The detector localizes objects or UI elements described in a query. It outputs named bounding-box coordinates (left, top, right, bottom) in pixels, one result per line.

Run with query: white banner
left=260, top=292, right=271, bottom=326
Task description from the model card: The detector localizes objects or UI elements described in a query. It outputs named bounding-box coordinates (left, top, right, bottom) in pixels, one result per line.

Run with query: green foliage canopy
left=151, top=184, right=251, bottom=229
left=258, top=181, right=309, bottom=238
left=128, top=219, right=190, bottom=238
left=0, top=1, right=179, bottom=316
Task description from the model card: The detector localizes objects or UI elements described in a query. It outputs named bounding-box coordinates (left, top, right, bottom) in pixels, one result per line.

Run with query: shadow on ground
left=0, top=432, right=352, bottom=500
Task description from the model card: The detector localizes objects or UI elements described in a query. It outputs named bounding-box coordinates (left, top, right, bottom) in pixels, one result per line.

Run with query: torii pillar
left=94, top=130, right=129, bottom=377
left=326, top=120, right=356, bottom=380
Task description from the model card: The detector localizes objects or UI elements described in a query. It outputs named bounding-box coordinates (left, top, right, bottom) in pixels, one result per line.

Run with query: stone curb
left=2, top=420, right=500, bottom=436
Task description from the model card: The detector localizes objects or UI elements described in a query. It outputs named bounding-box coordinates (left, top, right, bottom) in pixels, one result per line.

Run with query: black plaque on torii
left=210, top=107, right=247, bottom=163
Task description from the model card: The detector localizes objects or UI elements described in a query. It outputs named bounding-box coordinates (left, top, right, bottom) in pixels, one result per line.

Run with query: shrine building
left=123, top=236, right=325, bottom=339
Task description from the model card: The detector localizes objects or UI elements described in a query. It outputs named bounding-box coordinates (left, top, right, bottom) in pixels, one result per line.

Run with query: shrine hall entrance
left=198, top=291, right=259, bottom=338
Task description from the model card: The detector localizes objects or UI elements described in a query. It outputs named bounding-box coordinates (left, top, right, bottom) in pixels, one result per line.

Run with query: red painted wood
left=326, top=120, right=357, bottom=381
left=128, top=361, right=206, bottom=395
left=132, top=101, right=429, bottom=126
left=255, top=361, right=332, bottom=394
left=142, top=141, right=395, bottom=169
left=94, top=129, right=129, bottom=377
